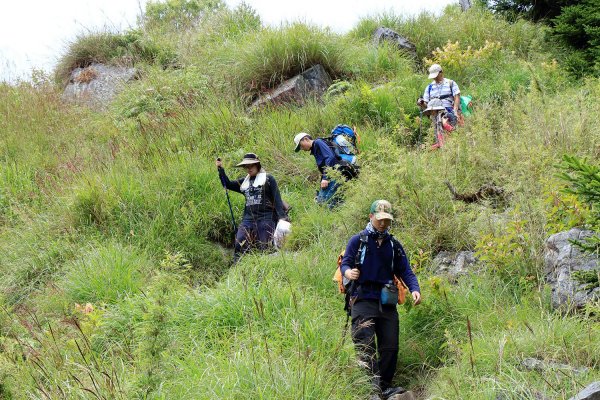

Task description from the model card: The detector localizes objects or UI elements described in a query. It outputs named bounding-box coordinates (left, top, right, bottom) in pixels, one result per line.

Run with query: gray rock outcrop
left=568, top=382, right=600, bottom=400
left=250, top=64, right=332, bottom=110
left=459, top=0, right=473, bottom=11
left=544, top=228, right=599, bottom=310
left=372, top=27, right=417, bottom=59
left=431, top=251, right=479, bottom=281
left=62, top=63, right=137, bottom=110
left=521, top=357, right=589, bottom=375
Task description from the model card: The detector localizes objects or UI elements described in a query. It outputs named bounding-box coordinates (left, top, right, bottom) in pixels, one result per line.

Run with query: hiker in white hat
left=293, top=132, right=349, bottom=208
left=417, top=63, right=461, bottom=127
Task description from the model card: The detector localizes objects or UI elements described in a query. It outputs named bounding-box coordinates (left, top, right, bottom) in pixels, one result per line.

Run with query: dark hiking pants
left=234, top=219, right=276, bottom=262
left=351, top=299, right=399, bottom=391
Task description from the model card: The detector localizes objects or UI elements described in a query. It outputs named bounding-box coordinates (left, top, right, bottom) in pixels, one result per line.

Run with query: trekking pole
left=418, top=109, right=423, bottom=142
left=217, top=158, right=237, bottom=234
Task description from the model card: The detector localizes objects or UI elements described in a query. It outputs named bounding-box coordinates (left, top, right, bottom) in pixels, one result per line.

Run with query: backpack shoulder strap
left=428, top=83, right=432, bottom=99
left=389, top=236, right=404, bottom=270
left=450, top=80, right=454, bottom=97
left=356, top=232, right=368, bottom=268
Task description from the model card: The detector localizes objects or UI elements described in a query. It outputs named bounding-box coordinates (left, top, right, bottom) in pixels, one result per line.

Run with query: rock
left=459, top=0, right=473, bottom=11
left=496, top=392, right=548, bottom=400
left=521, top=357, right=589, bottom=375
left=62, top=63, right=137, bottom=110
left=568, top=382, right=600, bottom=400
left=431, top=251, right=479, bottom=281
left=372, top=27, right=417, bottom=59
left=388, top=392, right=416, bottom=400
left=250, top=64, right=332, bottom=110
left=544, top=228, right=599, bottom=310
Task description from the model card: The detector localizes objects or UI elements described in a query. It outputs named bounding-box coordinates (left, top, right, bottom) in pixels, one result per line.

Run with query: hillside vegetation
left=0, top=1, right=599, bottom=399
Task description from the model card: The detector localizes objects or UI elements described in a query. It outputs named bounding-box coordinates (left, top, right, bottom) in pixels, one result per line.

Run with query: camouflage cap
left=369, top=200, right=394, bottom=220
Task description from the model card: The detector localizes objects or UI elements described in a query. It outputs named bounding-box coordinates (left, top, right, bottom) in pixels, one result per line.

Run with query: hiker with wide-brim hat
left=216, top=153, right=288, bottom=263
left=340, top=200, right=421, bottom=399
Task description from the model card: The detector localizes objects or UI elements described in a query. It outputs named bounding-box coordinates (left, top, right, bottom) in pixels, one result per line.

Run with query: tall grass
left=55, top=29, right=177, bottom=86
left=0, top=4, right=599, bottom=400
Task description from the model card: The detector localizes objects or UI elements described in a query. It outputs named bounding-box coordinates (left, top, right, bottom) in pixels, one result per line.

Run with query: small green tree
left=143, top=0, right=225, bottom=31
left=556, top=154, right=600, bottom=253
left=552, top=0, right=600, bottom=75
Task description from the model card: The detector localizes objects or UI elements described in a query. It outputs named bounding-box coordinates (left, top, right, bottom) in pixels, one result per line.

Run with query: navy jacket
left=310, top=139, right=338, bottom=180
left=341, top=230, right=420, bottom=301
left=218, top=168, right=287, bottom=223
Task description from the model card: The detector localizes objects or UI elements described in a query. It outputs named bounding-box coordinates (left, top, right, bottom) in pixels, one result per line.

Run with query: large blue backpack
left=326, top=124, right=359, bottom=165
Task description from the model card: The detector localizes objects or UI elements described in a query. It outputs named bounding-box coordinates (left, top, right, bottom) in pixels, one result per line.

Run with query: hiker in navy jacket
left=341, top=200, right=421, bottom=399
left=216, top=153, right=287, bottom=262
left=293, top=132, right=341, bottom=208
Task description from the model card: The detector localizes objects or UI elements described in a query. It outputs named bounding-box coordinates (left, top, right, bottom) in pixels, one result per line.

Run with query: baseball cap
left=428, top=64, right=442, bottom=79
left=370, top=200, right=394, bottom=220
left=294, top=132, right=310, bottom=152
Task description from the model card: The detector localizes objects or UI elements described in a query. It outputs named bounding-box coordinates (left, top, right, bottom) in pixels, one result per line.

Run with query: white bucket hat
left=423, top=98, right=446, bottom=116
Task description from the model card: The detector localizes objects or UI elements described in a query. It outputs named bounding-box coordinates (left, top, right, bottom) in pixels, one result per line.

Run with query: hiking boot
left=381, top=386, right=407, bottom=399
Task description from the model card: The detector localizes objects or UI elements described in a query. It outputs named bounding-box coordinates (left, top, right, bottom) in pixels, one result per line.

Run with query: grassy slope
left=1, top=4, right=599, bottom=400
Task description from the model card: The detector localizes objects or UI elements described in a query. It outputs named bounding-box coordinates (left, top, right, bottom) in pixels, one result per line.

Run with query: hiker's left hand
left=412, top=291, right=421, bottom=305
left=320, top=179, right=329, bottom=189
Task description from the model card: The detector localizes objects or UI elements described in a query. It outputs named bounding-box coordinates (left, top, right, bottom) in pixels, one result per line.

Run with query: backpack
left=333, top=234, right=409, bottom=315
left=326, top=124, right=359, bottom=165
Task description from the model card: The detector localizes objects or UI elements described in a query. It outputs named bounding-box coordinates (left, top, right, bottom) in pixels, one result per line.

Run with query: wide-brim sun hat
left=428, top=63, right=443, bottom=79
left=294, top=132, right=310, bottom=152
left=370, top=199, right=394, bottom=220
left=423, top=98, right=446, bottom=116
left=235, top=153, right=261, bottom=167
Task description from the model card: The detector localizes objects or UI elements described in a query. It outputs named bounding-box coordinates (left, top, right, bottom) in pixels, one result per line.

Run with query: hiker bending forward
left=341, top=200, right=421, bottom=397
left=294, top=132, right=345, bottom=208
left=216, top=153, right=287, bottom=262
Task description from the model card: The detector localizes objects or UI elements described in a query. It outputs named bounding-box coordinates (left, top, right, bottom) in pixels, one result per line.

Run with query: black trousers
left=351, top=299, right=399, bottom=391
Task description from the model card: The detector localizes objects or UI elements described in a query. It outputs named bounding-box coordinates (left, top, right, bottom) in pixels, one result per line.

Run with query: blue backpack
left=327, top=124, right=359, bottom=165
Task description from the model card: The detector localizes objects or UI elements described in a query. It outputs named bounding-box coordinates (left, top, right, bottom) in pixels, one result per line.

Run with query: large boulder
left=250, top=64, right=332, bottom=110
left=431, top=251, right=479, bottom=281
left=568, top=382, right=600, bottom=400
left=544, top=228, right=599, bottom=310
left=62, top=63, right=137, bottom=110
left=372, top=27, right=417, bottom=59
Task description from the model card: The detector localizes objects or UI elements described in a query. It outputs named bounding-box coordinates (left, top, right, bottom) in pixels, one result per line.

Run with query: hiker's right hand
left=215, top=158, right=222, bottom=168
left=344, top=268, right=360, bottom=280
left=320, top=179, right=329, bottom=189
